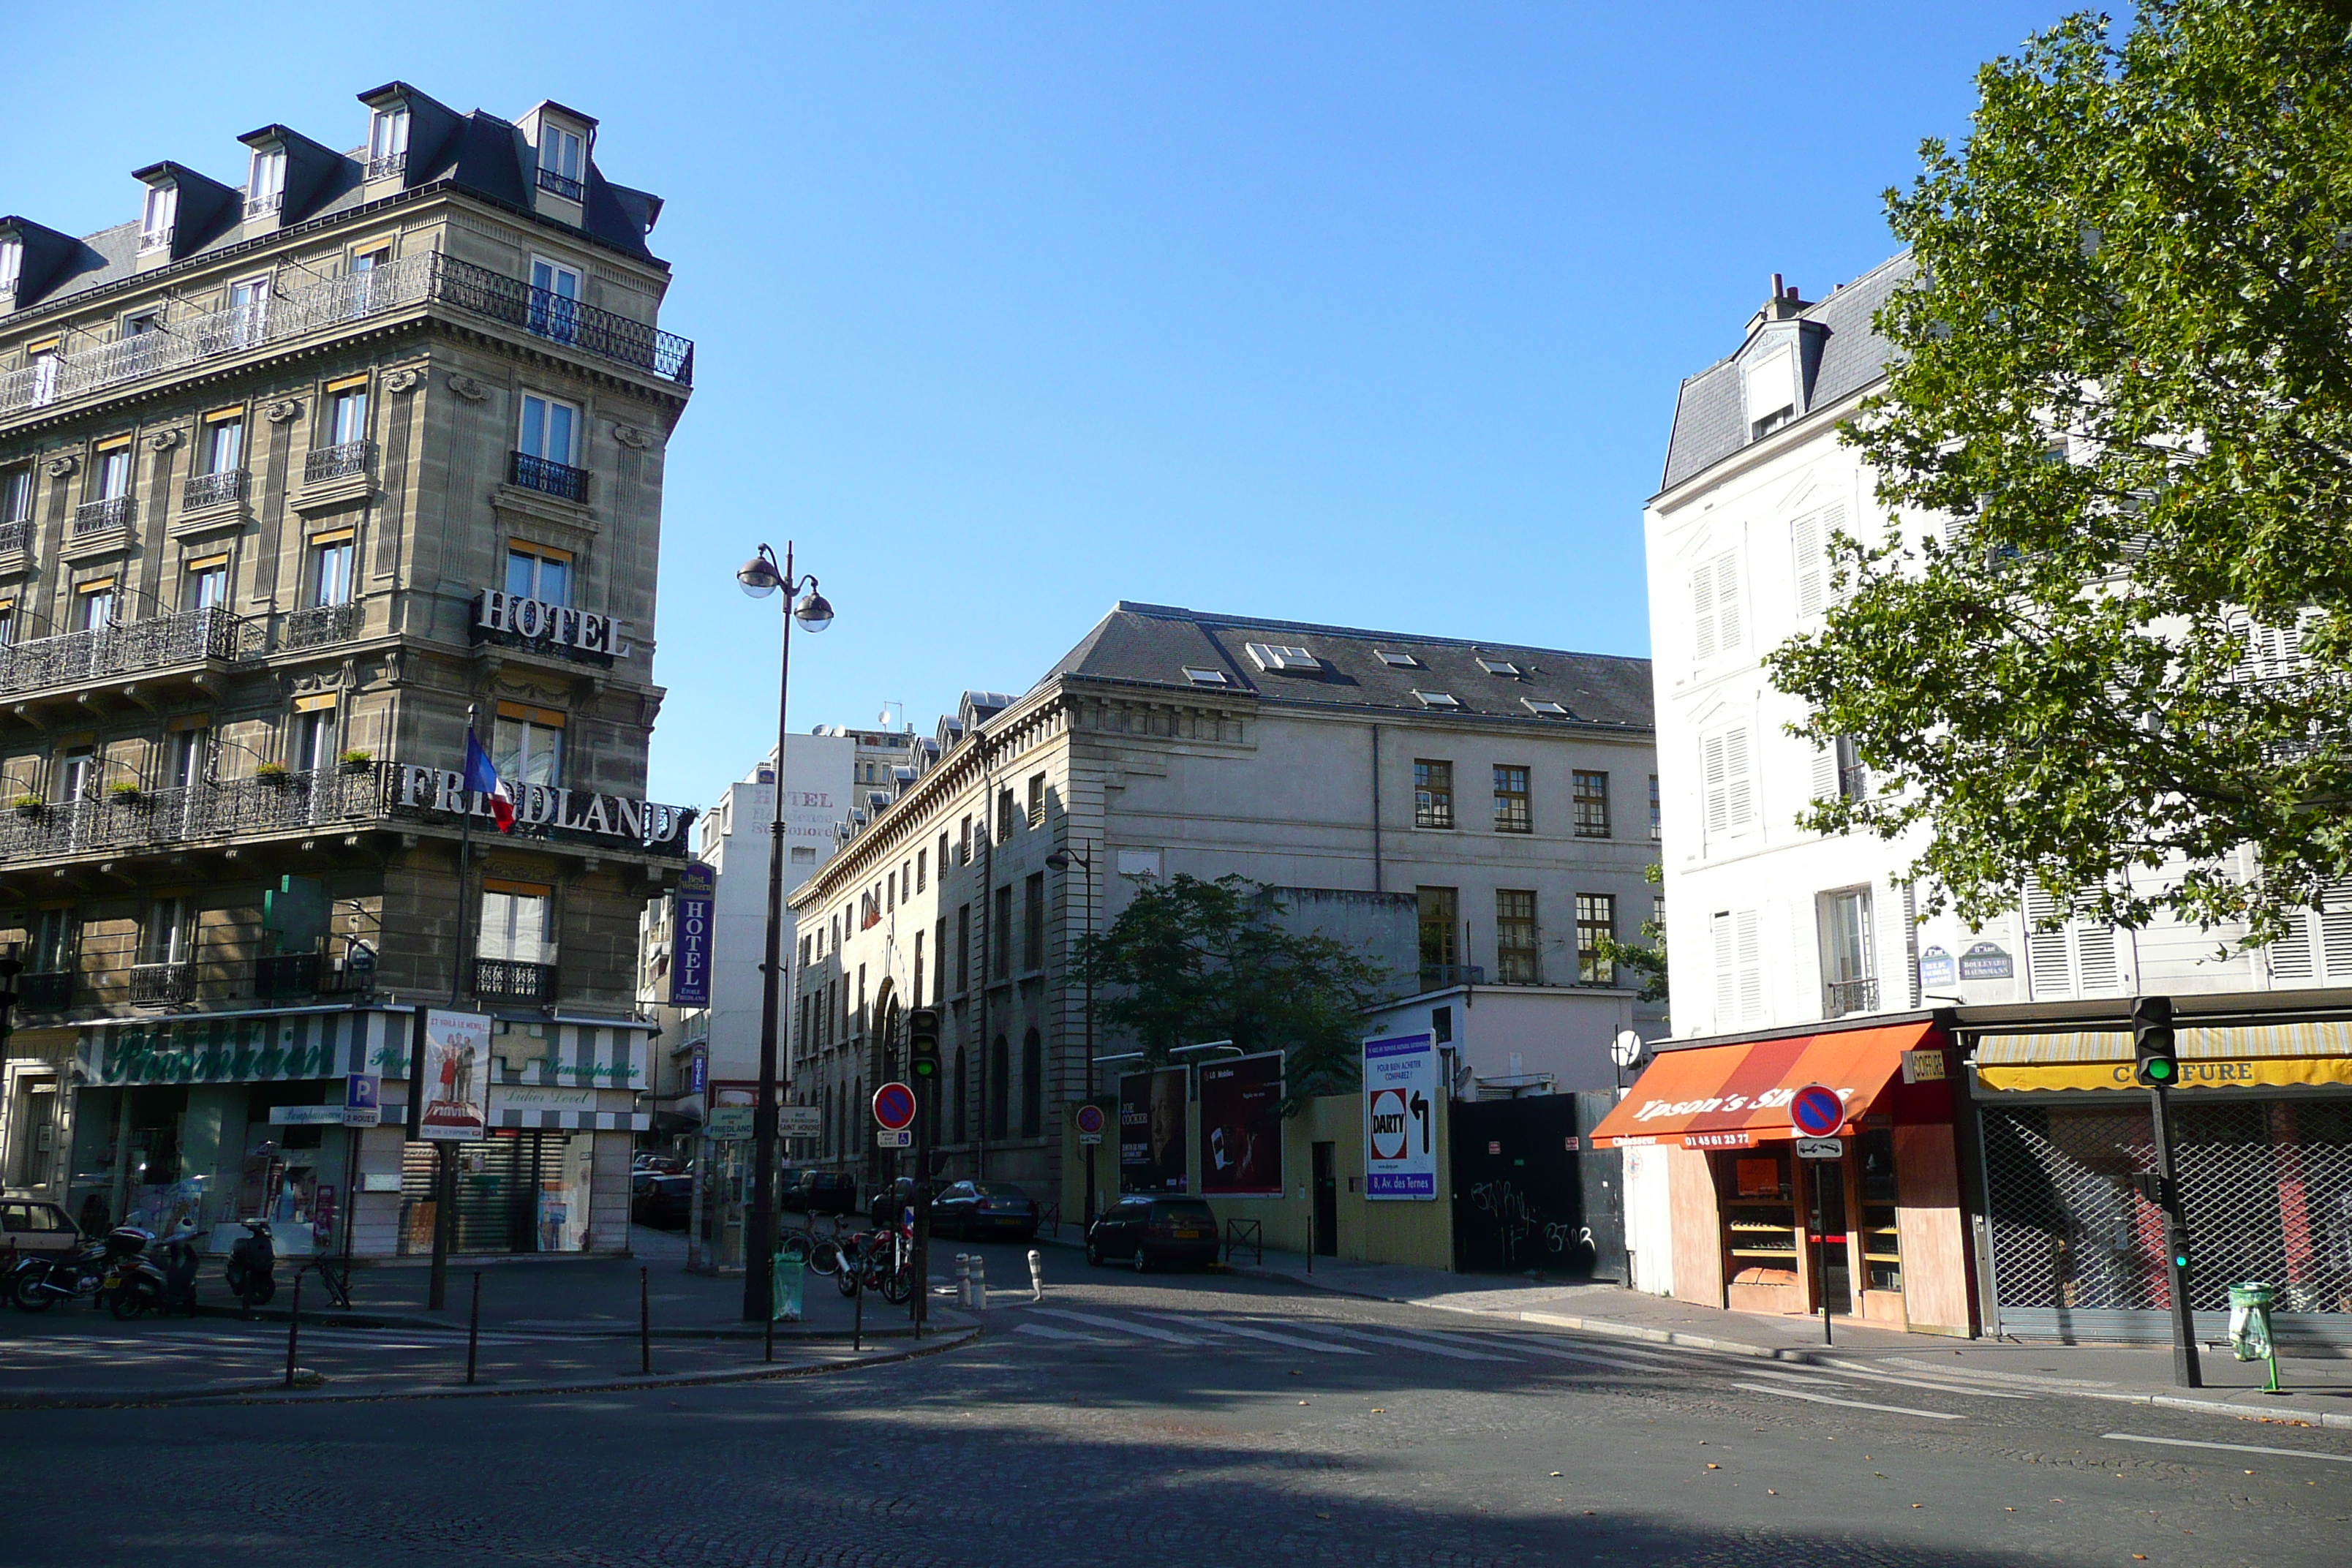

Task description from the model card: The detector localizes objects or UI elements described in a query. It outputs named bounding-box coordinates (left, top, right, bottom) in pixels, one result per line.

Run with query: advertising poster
left=1199, top=1051, right=1284, bottom=1198
left=669, top=863, right=716, bottom=1006
left=1363, top=1031, right=1438, bottom=1200
left=418, top=1009, right=492, bottom=1142
left=1119, top=1067, right=1189, bottom=1194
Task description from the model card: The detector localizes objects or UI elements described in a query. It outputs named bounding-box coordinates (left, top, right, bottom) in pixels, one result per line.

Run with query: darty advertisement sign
left=1363, top=1031, right=1437, bottom=1201
left=474, top=590, right=628, bottom=660
left=394, top=765, right=693, bottom=851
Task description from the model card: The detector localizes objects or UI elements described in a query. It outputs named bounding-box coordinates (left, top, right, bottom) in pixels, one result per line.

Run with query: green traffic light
left=2147, top=1058, right=2176, bottom=1082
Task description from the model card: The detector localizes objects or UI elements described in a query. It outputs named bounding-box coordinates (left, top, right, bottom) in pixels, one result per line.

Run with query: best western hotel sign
left=396, top=765, right=693, bottom=851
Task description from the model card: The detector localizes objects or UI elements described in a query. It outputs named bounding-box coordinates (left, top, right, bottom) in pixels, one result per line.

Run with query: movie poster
left=1118, top=1067, right=1189, bottom=1194
left=418, top=1009, right=492, bottom=1142
left=1199, top=1052, right=1284, bottom=1198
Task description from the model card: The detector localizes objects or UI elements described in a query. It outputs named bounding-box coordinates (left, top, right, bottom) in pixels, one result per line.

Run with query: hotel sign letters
left=474, top=589, right=628, bottom=659
left=396, top=764, right=692, bottom=850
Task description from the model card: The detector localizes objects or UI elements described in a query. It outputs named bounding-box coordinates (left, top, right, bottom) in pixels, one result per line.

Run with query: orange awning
left=1590, top=1021, right=1937, bottom=1149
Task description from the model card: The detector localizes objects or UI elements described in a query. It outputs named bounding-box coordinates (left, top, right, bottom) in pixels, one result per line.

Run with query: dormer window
left=538, top=127, right=585, bottom=201
left=245, top=146, right=286, bottom=219
left=1243, top=641, right=1319, bottom=673
left=0, top=238, right=20, bottom=299
left=140, top=183, right=178, bottom=252
left=1520, top=698, right=1571, bottom=718
left=1181, top=666, right=1229, bottom=686
left=1411, top=690, right=1461, bottom=709
left=1376, top=649, right=1420, bottom=668
left=1744, top=345, right=1797, bottom=440
left=367, top=104, right=410, bottom=181
left=1476, top=657, right=1522, bottom=677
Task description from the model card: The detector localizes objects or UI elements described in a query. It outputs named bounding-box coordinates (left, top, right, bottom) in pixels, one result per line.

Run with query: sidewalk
left=1041, top=1224, right=2352, bottom=1432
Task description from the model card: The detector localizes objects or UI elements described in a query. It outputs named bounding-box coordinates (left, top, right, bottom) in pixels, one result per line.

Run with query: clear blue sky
left=1, top=2, right=2072, bottom=807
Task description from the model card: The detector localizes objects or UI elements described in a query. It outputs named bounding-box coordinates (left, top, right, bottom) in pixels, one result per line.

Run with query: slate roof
left=1, top=83, right=665, bottom=320
left=1658, top=252, right=1913, bottom=496
left=1032, top=602, right=1653, bottom=731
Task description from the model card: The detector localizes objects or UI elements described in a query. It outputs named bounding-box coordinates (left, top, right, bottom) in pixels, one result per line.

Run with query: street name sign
left=708, top=1105, right=755, bottom=1139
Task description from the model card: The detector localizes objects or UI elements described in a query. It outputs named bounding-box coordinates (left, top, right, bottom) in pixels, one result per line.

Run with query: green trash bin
left=2227, top=1281, right=2280, bottom=1391
left=772, top=1253, right=804, bottom=1324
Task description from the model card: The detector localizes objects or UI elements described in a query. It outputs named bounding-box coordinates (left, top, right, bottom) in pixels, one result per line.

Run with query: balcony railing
left=129, top=960, right=197, bottom=1006
left=280, top=601, right=359, bottom=650
left=535, top=167, right=585, bottom=202
left=0, top=252, right=692, bottom=423
left=243, top=191, right=282, bottom=221
left=304, top=440, right=372, bottom=484
left=255, top=950, right=376, bottom=1000
left=75, top=495, right=132, bottom=534
left=1824, top=977, right=1880, bottom=1018
left=1417, top=962, right=1487, bottom=991
left=0, top=518, right=26, bottom=554
left=366, top=151, right=406, bottom=182
left=473, top=957, right=557, bottom=1005
left=17, top=970, right=73, bottom=1011
left=0, top=606, right=243, bottom=698
left=183, top=469, right=246, bottom=509
left=508, top=451, right=589, bottom=502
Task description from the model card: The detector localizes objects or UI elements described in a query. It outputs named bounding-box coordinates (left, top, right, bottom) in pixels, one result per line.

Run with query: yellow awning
left=1978, top=1057, right=2352, bottom=1093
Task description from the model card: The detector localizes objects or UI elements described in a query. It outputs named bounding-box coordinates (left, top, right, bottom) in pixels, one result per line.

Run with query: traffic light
left=2132, top=995, right=2178, bottom=1089
left=2167, top=1221, right=2192, bottom=1273
left=907, top=1007, right=941, bottom=1079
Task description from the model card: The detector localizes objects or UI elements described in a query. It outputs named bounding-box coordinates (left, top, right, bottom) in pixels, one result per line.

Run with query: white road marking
left=1813, top=1357, right=2033, bottom=1399
left=1482, top=1336, right=1697, bottom=1373
left=1030, top=1308, right=1206, bottom=1346
left=1733, top=1381, right=1965, bottom=1420
left=1011, top=1322, right=1127, bottom=1346
left=1143, top=1313, right=1369, bottom=1354
left=1296, top=1324, right=1513, bottom=1362
left=2100, top=1432, right=2352, bottom=1466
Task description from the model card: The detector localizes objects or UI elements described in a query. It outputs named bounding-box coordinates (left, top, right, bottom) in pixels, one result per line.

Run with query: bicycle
left=781, top=1215, right=847, bottom=1278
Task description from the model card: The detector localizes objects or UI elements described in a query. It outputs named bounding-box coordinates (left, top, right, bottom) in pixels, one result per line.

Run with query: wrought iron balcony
left=366, top=151, right=406, bottom=182
left=536, top=166, right=585, bottom=202
left=280, top=601, right=359, bottom=651
left=17, top=970, right=73, bottom=1011
left=0, top=252, right=692, bottom=426
left=304, top=440, right=372, bottom=485
left=183, top=469, right=246, bottom=509
left=75, top=495, right=132, bottom=534
left=473, top=957, right=557, bottom=1005
left=1824, top=977, right=1880, bottom=1018
left=243, top=191, right=282, bottom=221
left=0, top=518, right=26, bottom=555
left=0, top=606, right=243, bottom=698
left=255, top=950, right=375, bottom=1000
left=129, top=960, right=197, bottom=1006
left=508, top=451, right=589, bottom=503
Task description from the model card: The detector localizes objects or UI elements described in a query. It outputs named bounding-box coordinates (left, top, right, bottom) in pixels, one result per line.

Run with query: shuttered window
left=1711, top=909, right=1763, bottom=1026
left=2266, top=882, right=2352, bottom=985
left=1701, top=726, right=1754, bottom=837
left=1689, top=552, right=1743, bottom=660
left=2023, top=883, right=2124, bottom=998
left=1792, top=502, right=1842, bottom=619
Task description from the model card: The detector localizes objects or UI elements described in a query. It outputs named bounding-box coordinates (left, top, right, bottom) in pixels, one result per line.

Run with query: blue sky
left=1, top=2, right=2072, bottom=807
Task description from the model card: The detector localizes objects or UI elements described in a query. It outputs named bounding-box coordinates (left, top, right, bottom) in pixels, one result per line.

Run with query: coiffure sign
left=474, top=590, right=629, bottom=660
left=395, top=764, right=693, bottom=851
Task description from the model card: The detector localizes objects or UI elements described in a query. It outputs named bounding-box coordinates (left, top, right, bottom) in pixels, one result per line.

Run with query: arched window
left=1020, top=1028, right=1043, bottom=1138
left=987, top=1035, right=1009, bottom=1140
left=952, top=1047, right=968, bottom=1144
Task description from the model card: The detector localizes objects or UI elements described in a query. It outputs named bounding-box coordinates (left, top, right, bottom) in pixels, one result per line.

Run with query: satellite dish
left=1610, top=1029, right=1646, bottom=1069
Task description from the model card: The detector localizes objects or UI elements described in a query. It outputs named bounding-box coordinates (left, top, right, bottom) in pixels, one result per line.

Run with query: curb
left=0, top=1325, right=983, bottom=1410
left=185, top=1303, right=975, bottom=1341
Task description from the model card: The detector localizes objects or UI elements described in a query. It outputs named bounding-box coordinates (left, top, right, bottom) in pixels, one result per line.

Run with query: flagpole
left=427, top=704, right=480, bottom=1313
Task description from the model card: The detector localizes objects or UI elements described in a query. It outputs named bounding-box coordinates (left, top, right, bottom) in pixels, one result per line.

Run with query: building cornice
left=1646, top=377, right=1883, bottom=515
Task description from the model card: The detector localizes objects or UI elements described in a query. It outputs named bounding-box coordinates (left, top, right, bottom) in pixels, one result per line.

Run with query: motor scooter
left=225, top=1217, right=276, bottom=1309
left=15, top=1226, right=150, bottom=1313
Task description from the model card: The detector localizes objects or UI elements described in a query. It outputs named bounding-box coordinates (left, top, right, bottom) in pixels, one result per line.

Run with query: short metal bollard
left=1028, top=1248, right=1044, bottom=1303
left=955, top=1254, right=971, bottom=1310
left=284, top=1268, right=304, bottom=1388
left=639, top=1267, right=651, bottom=1376
left=970, top=1256, right=987, bottom=1313
left=466, top=1271, right=482, bottom=1385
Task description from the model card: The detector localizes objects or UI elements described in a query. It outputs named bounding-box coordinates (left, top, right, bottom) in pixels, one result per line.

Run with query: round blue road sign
left=872, top=1081, right=917, bottom=1132
left=1790, top=1083, right=1844, bottom=1137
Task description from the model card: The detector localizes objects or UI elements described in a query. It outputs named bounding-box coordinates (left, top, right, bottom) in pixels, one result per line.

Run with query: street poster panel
left=1120, top=1067, right=1189, bottom=1194
left=669, top=862, right=716, bottom=1006
left=418, top=1009, right=492, bottom=1142
left=1363, top=1031, right=1437, bottom=1200
left=1199, top=1051, right=1284, bottom=1197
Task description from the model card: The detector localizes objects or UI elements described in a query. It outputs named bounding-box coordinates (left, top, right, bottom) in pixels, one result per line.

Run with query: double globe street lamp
left=736, top=543, right=834, bottom=1322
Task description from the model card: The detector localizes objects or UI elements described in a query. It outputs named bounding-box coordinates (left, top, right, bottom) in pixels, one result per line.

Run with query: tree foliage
left=1076, top=875, right=1390, bottom=1105
left=1591, top=862, right=1669, bottom=1014
left=1770, top=0, right=2352, bottom=946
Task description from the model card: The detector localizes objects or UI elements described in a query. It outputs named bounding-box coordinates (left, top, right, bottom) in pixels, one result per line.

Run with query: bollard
left=1028, top=1248, right=1044, bottom=1303
left=955, top=1254, right=970, bottom=1310
left=971, top=1255, right=988, bottom=1313
left=466, top=1271, right=481, bottom=1385
left=639, top=1266, right=651, bottom=1376
left=284, top=1268, right=304, bottom=1388
left=852, top=1265, right=864, bottom=1353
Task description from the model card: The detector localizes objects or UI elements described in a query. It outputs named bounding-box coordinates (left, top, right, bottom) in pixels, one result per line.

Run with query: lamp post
left=736, top=543, right=834, bottom=1323
left=1044, top=842, right=1096, bottom=1224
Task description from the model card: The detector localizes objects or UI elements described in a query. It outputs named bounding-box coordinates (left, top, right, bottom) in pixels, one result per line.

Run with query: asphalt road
left=3, top=1237, right=2347, bottom=1567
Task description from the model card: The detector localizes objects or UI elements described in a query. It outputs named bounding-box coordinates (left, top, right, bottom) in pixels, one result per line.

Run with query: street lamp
left=1045, top=842, right=1098, bottom=1223
left=738, top=542, right=833, bottom=1324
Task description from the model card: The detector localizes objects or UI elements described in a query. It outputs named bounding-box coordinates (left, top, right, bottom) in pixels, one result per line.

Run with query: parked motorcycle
left=97, top=1229, right=168, bottom=1320
left=225, top=1218, right=276, bottom=1308
left=14, top=1226, right=150, bottom=1313
left=157, top=1222, right=203, bottom=1316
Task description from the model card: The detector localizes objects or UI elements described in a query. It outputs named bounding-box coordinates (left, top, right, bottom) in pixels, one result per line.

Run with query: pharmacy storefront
left=67, top=1008, right=649, bottom=1259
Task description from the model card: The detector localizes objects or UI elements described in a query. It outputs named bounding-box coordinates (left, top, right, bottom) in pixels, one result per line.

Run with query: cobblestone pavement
left=4, top=1240, right=2348, bottom=1567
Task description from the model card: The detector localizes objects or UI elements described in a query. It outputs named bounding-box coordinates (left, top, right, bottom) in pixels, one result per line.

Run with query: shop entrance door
left=1311, top=1142, right=1339, bottom=1256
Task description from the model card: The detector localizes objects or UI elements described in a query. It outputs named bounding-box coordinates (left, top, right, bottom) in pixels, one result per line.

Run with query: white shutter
left=2074, top=908, right=2122, bottom=994
left=1734, top=911, right=1763, bottom=1022
left=1714, top=552, right=1744, bottom=652
left=1692, top=560, right=1719, bottom=660
left=2318, top=883, right=2352, bottom=981
left=1810, top=745, right=1837, bottom=806
left=1703, top=734, right=1729, bottom=834
left=2270, top=912, right=2317, bottom=983
left=1901, top=881, right=1921, bottom=1008
left=1744, top=349, right=1795, bottom=426
left=1713, top=913, right=1737, bottom=1022
left=2024, top=883, right=2072, bottom=998
left=1793, top=510, right=1825, bottom=618
left=1722, top=727, right=1753, bottom=828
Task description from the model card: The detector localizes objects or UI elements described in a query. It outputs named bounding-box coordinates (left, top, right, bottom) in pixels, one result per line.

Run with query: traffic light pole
left=2147, top=1084, right=2201, bottom=1389
left=912, top=1072, right=932, bottom=1336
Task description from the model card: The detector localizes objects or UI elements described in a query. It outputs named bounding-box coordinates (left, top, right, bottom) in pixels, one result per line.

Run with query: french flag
left=464, top=730, right=517, bottom=834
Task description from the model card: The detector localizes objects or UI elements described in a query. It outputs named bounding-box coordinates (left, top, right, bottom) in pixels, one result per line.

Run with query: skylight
left=1183, top=667, right=1229, bottom=686
left=1243, top=641, right=1320, bottom=673
left=1477, top=657, right=1523, bottom=677
left=1376, top=649, right=1420, bottom=668
left=1521, top=698, right=1571, bottom=718
left=1411, top=690, right=1461, bottom=709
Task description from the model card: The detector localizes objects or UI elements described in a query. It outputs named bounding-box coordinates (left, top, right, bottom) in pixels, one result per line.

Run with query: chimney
left=1749, top=274, right=1810, bottom=332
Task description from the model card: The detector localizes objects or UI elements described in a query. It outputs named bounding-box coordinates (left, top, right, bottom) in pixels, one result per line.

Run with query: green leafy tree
left=1770, top=0, right=2352, bottom=947
left=1076, top=874, right=1390, bottom=1106
left=1591, top=862, right=1668, bottom=1015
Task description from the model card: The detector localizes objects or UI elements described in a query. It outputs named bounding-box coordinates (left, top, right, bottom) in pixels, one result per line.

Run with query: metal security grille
left=1983, top=1100, right=2352, bottom=1337
left=402, top=1131, right=578, bottom=1254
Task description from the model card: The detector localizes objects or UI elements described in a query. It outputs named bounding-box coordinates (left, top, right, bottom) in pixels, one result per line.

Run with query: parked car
left=930, top=1181, right=1041, bottom=1241
left=631, top=1174, right=693, bottom=1229
left=867, top=1176, right=946, bottom=1231
left=1086, top=1196, right=1219, bottom=1271
left=791, top=1169, right=859, bottom=1218
left=0, top=1200, right=84, bottom=1256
